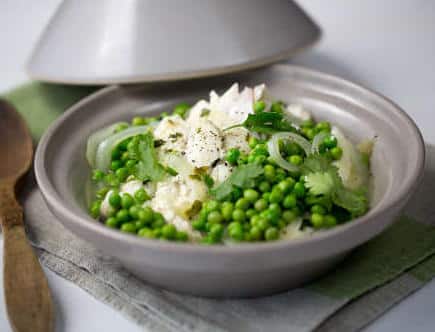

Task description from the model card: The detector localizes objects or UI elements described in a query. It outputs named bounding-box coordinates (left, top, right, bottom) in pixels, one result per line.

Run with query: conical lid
left=27, top=0, right=321, bottom=85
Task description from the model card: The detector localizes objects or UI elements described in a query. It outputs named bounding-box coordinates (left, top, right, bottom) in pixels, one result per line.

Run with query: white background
left=1, top=0, right=435, bottom=331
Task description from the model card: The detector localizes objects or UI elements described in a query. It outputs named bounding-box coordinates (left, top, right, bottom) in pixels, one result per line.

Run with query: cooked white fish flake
left=186, top=119, right=223, bottom=168
left=153, top=114, right=189, bottom=152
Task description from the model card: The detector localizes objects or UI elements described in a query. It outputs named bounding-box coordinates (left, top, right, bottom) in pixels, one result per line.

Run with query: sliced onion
left=267, top=132, right=312, bottom=172
left=95, top=125, right=151, bottom=171
left=86, top=122, right=128, bottom=167
left=311, top=132, right=329, bottom=154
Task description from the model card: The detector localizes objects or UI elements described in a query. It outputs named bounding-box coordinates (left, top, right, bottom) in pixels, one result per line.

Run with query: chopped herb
left=301, top=154, right=368, bottom=217
left=132, top=133, right=168, bottom=181
left=224, top=111, right=297, bottom=134
left=203, top=174, right=214, bottom=188
left=154, top=139, right=165, bottom=147
left=211, top=164, right=264, bottom=200
left=200, top=108, right=211, bottom=117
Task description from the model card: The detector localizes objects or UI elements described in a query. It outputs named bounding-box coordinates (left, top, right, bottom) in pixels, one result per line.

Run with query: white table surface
left=1, top=1, right=435, bottom=331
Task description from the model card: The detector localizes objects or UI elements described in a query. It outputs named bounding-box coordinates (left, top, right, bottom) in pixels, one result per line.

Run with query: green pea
left=253, top=100, right=266, bottom=113
left=311, top=213, right=324, bottom=228
left=264, top=164, right=276, bottom=181
left=115, top=123, right=129, bottom=133
left=115, top=167, right=128, bottom=181
left=205, top=200, right=220, bottom=212
left=225, top=148, right=240, bottom=165
left=125, top=159, right=136, bottom=169
left=249, top=226, right=262, bottom=241
left=121, top=151, right=129, bottom=161
left=235, top=198, right=250, bottom=210
left=254, top=198, right=268, bottom=212
left=152, top=218, right=165, bottom=229
left=278, top=220, right=287, bottom=229
left=105, top=217, right=118, bottom=228
left=315, top=121, right=331, bottom=132
left=237, top=154, right=248, bottom=165
left=247, top=155, right=256, bottom=163
left=209, top=224, right=224, bottom=241
left=323, top=135, right=337, bottom=148
left=192, top=218, right=206, bottom=231
left=282, top=210, right=297, bottom=223
left=262, top=192, right=271, bottom=202
left=265, top=227, right=279, bottom=241
left=161, top=224, right=177, bottom=239
left=330, top=146, right=343, bottom=160
left=116, top=209, right=130, bottom=223
left=121, top=193, right=134, bottom=209
left=305, top=128, right=315, bottom=140
left=132, top=116, right=145, bottom=126
left=92, top=169, right=105, bottom=182
left=173, top=102, right=190, bottom=118
left=176, top=231, right=189, bottom=242
left=109, top=192, right=122, bottom=208
left=311, top=204, right=326, bottom=215
left=269, top=187, right=284, bottom=204
left=257, top=218, right=269, bottom=231
left=228, top=221, right=242, bottom=230
left=134, top=219, right=146, bottom=229
left=232, top=209, right=246, bottom=222
left=275, top=168, right=287, bottom=182
left=120, top=222, right=136, bottom=233
left=277, top=179, right=295, bottom=194
left=289, top=155, right=303, bottom=166
left=324, top=215, right=337, bottom=227
left=246, top=209, right=256, bottom=218
left=138, top=227, right=154, bottom=238
left=105, top=173, right=120, bottom=187
left=271, top=101, right=284, bottom=113
left=283, top=194, right=297, bottom=208
left=250, top=214, right=260, bottom=225
left=221, top=202, right=234, bottom=221
left=129, top=205, right=141, bottom=219
left=254, top=155, right=267, bottom=164
left=207, top=211, right=223, bottom=224
left=269, top=203, right=282, bottom=215
left=258, top=181, right=271, bottom=193
left=110, top=160, right=123, bottom=171
left=134, top=188, right=150, bottom=203
left=138, top=207, right=154, bottom=224
left=244, top=189, right=259, bottom=202
left=248, top=136, right=259, bottom=149
left=152, top=228, right=162, bottom=238
left=153, top=212, right=165, bottom=224
left=301, top=119, right=314, bottom=128
left=263, top=209, right=280, bottom=225
left=293, top=182, right=306, bottom=198
left=229, top=225, right=244, bottom=241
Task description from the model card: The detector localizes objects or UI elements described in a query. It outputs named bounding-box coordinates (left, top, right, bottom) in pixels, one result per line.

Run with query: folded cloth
left=4, top=83, right=435, bottom=332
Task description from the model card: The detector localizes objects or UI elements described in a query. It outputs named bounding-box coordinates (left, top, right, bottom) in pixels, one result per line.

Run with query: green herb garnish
left=211, top=164, right=264, bottom=200
left=132, top=133, right=168, bottom=181
left=302, top=154, right=368, bottom=217
left=224, top=111, right=296, bottom=134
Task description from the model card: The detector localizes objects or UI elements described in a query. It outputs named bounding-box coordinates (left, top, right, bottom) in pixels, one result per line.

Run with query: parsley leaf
left=301, top=154, right=369, bottom=217
left=304, top=172, right=336, bottom=196
left=133, top=133, right=167, bottom=181
left=225, top=111, right=296, bottom=134
left=333, top=187, right=368, bottom=217
left=211, top=164, right=264, bottom=200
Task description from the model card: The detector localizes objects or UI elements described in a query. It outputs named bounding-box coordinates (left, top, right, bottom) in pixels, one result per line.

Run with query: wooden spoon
left=0, top=100, right=54, bottom=332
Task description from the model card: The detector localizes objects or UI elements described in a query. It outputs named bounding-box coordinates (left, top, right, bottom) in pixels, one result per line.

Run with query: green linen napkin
left=3, top=82, right=435, bottom=332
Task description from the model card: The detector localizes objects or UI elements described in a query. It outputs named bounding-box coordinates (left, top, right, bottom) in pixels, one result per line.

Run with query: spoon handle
left=1, top=181, right=54, bottom=332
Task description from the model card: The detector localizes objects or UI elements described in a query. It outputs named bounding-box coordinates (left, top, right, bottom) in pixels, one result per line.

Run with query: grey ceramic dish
left=27, top=0, right=320, bottom=84
left=34, top=65, right=424, bottom=298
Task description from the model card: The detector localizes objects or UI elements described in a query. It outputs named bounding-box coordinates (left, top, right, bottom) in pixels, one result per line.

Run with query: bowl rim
left=34, top=64, right=425, bottom=255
